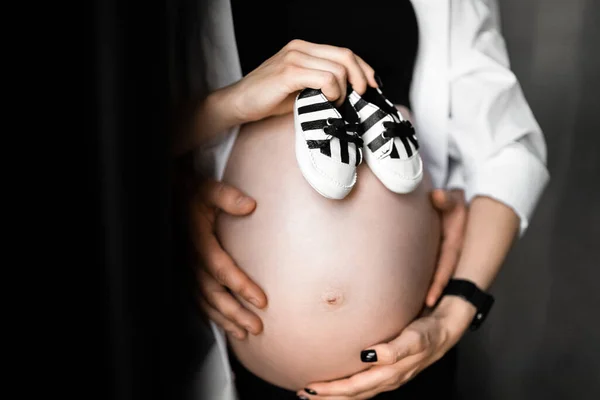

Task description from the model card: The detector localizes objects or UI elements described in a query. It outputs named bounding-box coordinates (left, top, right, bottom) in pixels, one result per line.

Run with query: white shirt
left=193, top=1, right=550, bottom=398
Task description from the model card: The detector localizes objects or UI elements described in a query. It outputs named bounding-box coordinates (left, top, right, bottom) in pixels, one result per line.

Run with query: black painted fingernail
left=304, top=388, right=317, bottom=395
left=298, top=396, right=309, bottom=400
left=374, top=73, right=384, bottom=88
left=361, top=349, right=378, bottom=362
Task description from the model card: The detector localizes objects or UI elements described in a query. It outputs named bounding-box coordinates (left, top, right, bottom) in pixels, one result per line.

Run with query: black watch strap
left=442, top=279, right=495, bottom=330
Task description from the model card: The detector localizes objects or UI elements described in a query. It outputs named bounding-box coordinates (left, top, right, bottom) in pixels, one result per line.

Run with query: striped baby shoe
left=294, top=88, right=364, bottom=199
left=348, top=85, right=422, bottom=193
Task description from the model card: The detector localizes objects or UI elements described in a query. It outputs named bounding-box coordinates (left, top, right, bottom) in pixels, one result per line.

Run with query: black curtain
left=91, top=0, right=212, bottom=399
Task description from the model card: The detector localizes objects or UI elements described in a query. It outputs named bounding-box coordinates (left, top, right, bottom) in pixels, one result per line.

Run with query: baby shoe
left=347, top=85, right=422, bottom=193
left=294, top=88, right=364, bottom=199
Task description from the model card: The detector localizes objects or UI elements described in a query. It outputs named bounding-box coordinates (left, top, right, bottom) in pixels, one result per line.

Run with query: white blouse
left=193, top=1, right=550, bottom=398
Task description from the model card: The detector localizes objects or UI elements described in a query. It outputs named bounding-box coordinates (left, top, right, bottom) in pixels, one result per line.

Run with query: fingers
left=425, top=240, right=461, bottom=307
left=300, top=320, right=444, bottom=398
left=283, top=65, right=344, bottom=104
left=298, top=366, right=398, bottom=399
left=193, top=179, right=267, bottom=333
left=430, top=189, right=455, bottom=212
left=198, top=268, right=264, bottom=335
left=426, top=189, right=467, bottom=307
left=354, top=54, right=378, bottom=90
left=199, top=179, right=256, bottom=216
left=197, top=230, right=268, bottom=307
left=341, top=382, right=405, bottom=400
left=198, top=296, right=247, bottom=340
left=282, top=50, right=348, bottom=106
left=361, top=328, right=430, bottom=366
left=285, top=39, right=370, bottom=95
left=430, top=189, right=467, bottom=212
left=192, top=201, right=268, bottom=310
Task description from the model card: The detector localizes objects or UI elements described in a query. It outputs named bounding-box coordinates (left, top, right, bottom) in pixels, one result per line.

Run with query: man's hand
left=192, top=179, right=267, bottom=339
left=426, top=189, right=467, bottom=307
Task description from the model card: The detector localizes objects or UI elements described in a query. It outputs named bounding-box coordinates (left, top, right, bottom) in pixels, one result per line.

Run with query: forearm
left=173, top=85, right=243, bottom=157
left=453, top=195, right=520, bottom=289
left=434, top=195, right=520, bottom=335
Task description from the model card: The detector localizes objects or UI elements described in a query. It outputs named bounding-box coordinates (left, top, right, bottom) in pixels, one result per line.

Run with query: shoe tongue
left=361, top=86, right=400, bottom=119
left=337, top=95, right=360, bottom=124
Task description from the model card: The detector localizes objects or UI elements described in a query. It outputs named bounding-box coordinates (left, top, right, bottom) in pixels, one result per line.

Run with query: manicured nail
left=361, top=349, right=377, bottom=362
left=374, top=73, right=384, bottom=88
left=304, top=388, right=317, bottom=395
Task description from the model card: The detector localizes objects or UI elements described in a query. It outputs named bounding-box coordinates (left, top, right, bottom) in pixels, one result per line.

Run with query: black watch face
left=470, top=296, right=494, bottom=330
left=470, top=311, right=486, bottom=330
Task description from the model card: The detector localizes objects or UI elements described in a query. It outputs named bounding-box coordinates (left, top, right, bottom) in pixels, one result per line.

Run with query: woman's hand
left=225, top=39, right=378, bottom=124
left=192, top=179, right=267, bottom=339
left=297, top=296, right=475, bottom=400
left=179, top=40, right=377, bottom=155
left=426, top=189, right=467, bottom=307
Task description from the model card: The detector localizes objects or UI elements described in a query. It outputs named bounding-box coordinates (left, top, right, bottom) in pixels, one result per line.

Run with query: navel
left=321, top=290, right=345, bottom=309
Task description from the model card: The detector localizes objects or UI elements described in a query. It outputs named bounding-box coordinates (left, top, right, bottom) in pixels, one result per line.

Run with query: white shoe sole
left=294, top=105, right=356, bottom=200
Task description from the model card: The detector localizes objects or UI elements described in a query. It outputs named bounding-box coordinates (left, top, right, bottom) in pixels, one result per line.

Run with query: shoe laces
left=323, top=117, right=364, bottom=147
left=381, top=120, right=415, bottom=139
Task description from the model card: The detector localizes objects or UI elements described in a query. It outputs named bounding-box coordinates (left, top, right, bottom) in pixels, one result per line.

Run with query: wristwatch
left=441, top=279, right=495, bottom=330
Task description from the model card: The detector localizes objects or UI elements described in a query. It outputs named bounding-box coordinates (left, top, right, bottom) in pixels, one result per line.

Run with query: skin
left=297, top=197, right=518, bottom=399
left=215, top=112, right=441, bottom=389
left=184, top=41, right=465, bottom=340
left=177, top=39, right=519, bottom=397
left=174, top=40, right=378, bottom=156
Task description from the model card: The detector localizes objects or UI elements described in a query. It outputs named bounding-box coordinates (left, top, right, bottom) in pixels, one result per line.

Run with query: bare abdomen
left=216, top=112, right=440, bottom=390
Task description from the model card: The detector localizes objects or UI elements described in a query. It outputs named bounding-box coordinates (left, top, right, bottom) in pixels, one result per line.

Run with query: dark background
left=91, top=0, right=600, bottom=399
left=456, top=1, right=600, bottom=399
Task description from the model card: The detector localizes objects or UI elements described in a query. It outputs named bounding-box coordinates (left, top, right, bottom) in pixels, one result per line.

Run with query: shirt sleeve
left=193, top=0, right=243, bottom=182
left=447, top=0, right=550, bottom=234
left=193, top=126, right=240, bottom=181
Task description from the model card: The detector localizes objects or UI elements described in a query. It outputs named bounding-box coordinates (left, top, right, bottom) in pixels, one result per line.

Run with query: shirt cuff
left=464, top=142, right=550, bottom=235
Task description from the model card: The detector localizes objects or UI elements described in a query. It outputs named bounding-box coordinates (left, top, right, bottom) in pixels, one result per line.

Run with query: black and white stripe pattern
left=348, top=89, right=419, bottom=160
left=297, top=88, right=362, bottom=166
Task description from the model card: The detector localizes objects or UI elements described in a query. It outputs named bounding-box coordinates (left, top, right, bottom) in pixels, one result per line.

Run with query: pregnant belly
left=215, top=112, right=440, bottom=391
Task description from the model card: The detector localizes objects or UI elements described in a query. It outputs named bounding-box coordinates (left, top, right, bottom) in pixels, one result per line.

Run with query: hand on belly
left=216, top=112, right=440, bottom=390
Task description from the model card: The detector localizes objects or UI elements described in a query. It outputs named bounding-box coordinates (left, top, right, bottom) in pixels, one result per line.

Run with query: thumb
left=200, top=179, right=257, bottom=215
left=430, top=189, right=456, bottom=212
left=360, top=328, right=428, bottom=366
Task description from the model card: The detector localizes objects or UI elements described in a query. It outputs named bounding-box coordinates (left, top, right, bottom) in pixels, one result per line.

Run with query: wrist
left=206, top=86, right=244, bottom=128
left=432, top=295, right=477, bottom=339
left=194, top=85, right=246, bottom=146
left=174, top=84, right=246, bottom=156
